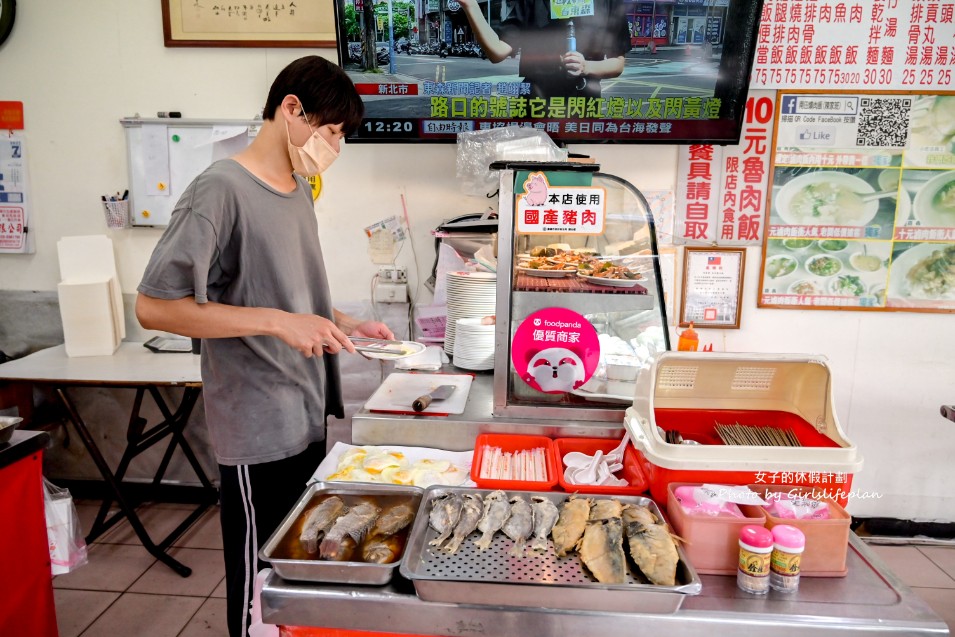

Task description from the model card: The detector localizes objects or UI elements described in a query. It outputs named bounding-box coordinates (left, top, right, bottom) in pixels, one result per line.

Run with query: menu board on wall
left=751, top=0, right=955, bottom=91
left=759, top=91, right=955, bottom=313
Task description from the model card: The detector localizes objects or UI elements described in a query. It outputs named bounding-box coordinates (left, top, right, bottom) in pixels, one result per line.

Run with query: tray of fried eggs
left=311, top=442, right=475, bottom=489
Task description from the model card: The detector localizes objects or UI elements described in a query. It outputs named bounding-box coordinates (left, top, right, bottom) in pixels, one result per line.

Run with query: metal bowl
left=0, top=416, right=23, bottom=444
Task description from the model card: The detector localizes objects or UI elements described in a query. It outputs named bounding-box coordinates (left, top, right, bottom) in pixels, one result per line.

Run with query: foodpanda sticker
left=511, top=307, right=600, bottom=394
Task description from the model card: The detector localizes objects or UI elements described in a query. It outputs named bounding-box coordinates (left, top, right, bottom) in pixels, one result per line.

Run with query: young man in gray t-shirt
left=136, top=56, right=393, bottom=637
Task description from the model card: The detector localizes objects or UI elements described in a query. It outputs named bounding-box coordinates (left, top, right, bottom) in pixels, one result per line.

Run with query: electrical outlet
left=378, top=266, right=408, bottom=283
left=374, top=282, right=408, bottom=303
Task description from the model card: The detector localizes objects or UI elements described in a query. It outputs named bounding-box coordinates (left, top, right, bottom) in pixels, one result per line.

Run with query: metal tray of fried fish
left=399, top=487, right=702, bottom=614
left=260, top=481, right=423, bottom=585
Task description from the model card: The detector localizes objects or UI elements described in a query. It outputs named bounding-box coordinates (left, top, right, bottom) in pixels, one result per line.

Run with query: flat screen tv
left=335, top=0, right=763, bottom=144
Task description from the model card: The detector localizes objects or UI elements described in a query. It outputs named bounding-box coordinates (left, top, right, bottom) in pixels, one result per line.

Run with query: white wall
left=2, top=1, right=953, bottom=521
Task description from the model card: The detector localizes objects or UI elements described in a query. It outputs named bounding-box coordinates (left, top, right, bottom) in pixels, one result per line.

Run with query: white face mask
left=286, top=108, right=339, bottom=177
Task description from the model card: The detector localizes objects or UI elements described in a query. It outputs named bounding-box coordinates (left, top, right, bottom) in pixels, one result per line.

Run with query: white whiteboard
left=121, top=118, right=258, bottom=227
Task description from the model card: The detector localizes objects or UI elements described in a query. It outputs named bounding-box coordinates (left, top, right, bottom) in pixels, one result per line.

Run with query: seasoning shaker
left=737, top=525, right=773, bottom=595
left=770, top=525, right=805, bottom=593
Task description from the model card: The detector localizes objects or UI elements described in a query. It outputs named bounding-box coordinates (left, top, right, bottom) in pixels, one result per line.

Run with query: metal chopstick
left=349, top=337, right=406, bottom=346
left=353, top=345, right=404, bottom=354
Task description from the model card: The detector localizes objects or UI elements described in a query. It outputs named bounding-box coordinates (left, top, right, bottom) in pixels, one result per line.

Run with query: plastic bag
left=43, top=478, right=88, bottom=575
left=764, top=492, right=831, bottom=520
left=456, top=127, right=568, bottom=196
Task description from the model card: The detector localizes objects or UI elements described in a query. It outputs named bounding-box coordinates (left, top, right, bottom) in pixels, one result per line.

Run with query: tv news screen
left=335, top=0, right=763, bottom=144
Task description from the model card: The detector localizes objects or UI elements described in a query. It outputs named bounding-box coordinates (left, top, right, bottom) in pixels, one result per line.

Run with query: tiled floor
left=53, top=500, right=955, bottom=636
left=54, top=500, right=227, bottom=637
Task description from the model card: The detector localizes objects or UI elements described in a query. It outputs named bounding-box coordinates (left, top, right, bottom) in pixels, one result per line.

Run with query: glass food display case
left=492, top=162, right=671, bottom=422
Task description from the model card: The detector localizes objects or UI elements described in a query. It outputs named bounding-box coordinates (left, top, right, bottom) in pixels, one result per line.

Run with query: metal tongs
left=348, top=336, right=406, bottom=355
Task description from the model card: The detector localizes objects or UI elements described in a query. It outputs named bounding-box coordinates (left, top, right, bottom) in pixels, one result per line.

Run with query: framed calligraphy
left=680, top=246, right=746, bottom=329
left=162, top=1, right=337, bottom=48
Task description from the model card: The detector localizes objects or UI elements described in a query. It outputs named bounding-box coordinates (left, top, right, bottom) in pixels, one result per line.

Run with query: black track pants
left=218, top=442, right=326, bottom=637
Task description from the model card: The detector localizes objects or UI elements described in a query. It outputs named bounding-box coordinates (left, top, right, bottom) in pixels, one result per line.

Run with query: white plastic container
left=624, top=352, right=864, bottom=507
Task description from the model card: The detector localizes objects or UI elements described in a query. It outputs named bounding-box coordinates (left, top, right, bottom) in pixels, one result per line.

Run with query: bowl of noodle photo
left=912, top=170, right=955, bottom=228
left=775, top=171, right=879, bottom=227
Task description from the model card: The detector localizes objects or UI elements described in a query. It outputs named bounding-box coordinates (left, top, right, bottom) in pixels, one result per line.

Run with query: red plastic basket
left=471, top=434, right=558, bottom=491
left=553, top=437, right=649, bottom=495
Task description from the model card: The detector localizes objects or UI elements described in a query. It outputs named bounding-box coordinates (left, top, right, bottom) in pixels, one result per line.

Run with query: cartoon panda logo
left=524, top=347, right=586, bottom=394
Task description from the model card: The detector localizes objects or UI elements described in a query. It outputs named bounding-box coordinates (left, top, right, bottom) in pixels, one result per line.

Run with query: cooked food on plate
left=806, top=255, right=843, bottom=277
left=530, top=496, right=560, bottom=552
left=428, top=492, right=464, bottom=548
left=300, top=495, right=347, bottom=555
left=819, top=239, right=849, bottom=252
left=850, top=252, right=882, bottom=272
left=782, top=238, right=814, bottom=250
left=578, top=260, right=642, bottom=280
left=622, top=504, right=680, bottom=586
left=765, top=255, right=797, bottom=279
left=905, top=244, right=955, bottom=299
left=421, top=492, right=685, bottom=589
left=320, top=502, right=380, bottom=561
left=520, top=258, right=577, bottom=271
left=501, top=495, right=535, bottom=556
left=789, top=280, right=822, bottom=295
left=829, top=274, right=866, bottom=297
left=443, top=493, right=484, bottom=554
left=787, top=182, right=868, bottom=225
left=474, top=489, right=511, bottom=551
left=932, top=180, right=955, bottom=214
left=552, top=494, right=592, bottom=557
left=578, top=517, right=627, bottom=584
left=326, top=447, right=468, bottom=488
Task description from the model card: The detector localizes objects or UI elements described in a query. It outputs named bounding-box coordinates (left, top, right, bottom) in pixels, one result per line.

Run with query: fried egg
left=380, top=466, right=415, bottom=485
left=363, top=451, right=406, bottom=474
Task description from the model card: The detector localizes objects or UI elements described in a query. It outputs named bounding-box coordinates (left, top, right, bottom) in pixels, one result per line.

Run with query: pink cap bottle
left=737, top=525, right=773, bottom=594
left=770, top=525, right=805, bottom=592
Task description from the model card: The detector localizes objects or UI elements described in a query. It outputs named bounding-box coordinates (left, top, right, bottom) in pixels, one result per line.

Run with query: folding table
left=0, top=342, right=216, bottom=576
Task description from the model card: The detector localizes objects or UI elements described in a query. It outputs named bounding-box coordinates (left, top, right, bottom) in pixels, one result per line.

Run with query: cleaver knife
left=412, top=385, right=456, bottom=412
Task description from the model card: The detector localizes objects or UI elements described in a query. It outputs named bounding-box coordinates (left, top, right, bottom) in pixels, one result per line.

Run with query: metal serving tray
left=399, top=486, right=702, bottom=614
left=260, top=481, right=423, bottom=585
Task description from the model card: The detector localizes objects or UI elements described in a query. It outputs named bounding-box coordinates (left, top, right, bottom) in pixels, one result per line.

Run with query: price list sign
left=751, top=0, right=955, bottom=90
left=676, top=91, right=776, bottom=246
left=759, top=91, right=955, bottom=313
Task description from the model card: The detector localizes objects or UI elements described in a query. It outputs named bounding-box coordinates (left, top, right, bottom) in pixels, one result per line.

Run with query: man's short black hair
left=263, top=56, right=364, bottom=136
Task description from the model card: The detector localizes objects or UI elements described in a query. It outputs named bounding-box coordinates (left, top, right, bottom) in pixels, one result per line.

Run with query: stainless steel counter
left=261, top=534, right=949, bottom=636
left=347, top=372, right=628, bottom=450
left=312, top=370, right=949, bottom=635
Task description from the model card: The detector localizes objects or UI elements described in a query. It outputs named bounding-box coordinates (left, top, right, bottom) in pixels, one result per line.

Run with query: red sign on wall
left=0, top=102, right=24, bottom=130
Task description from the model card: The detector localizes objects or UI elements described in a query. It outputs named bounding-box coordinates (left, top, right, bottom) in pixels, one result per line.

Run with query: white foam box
left=57, top=277, right=121, bottom=357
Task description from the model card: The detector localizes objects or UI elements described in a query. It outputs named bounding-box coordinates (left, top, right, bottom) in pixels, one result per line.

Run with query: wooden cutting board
left=365, top=373, right=473, bottom=415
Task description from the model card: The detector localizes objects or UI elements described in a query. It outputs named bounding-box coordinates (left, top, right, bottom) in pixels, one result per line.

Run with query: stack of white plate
left=453, top=318, right=496, bottom=370
left=445, top=270, right=496, bottom=356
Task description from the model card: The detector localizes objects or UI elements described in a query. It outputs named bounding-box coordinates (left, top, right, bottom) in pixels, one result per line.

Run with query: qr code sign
left=857, top=98, right=912, bottom=148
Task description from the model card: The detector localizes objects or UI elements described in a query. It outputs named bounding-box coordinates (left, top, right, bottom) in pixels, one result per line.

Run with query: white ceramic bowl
left=775, top=171, right=878, bottom=226
left=0, top=416, right=22, bottom=444
left=817, top=239, right=850, bottom=253
left=849, top=251, right=883, bottom=272
left=912, top=170, right=955, bottom=228
left=788, top=279, right=823, bottom=295
left=780, top=238, right=815, bottom=252
left=765, top=254, right=798, bottom=279
left=827, top=274, right=866, bottom=297
left=804, top=254, right=844, bottom=278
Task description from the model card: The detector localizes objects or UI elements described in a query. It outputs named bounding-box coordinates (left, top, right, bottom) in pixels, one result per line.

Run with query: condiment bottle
left=737, top=525, right=773, bottom=595
left=677, top=322, right=699, bottom=352
left=770, top=525, right=805, bottom=593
